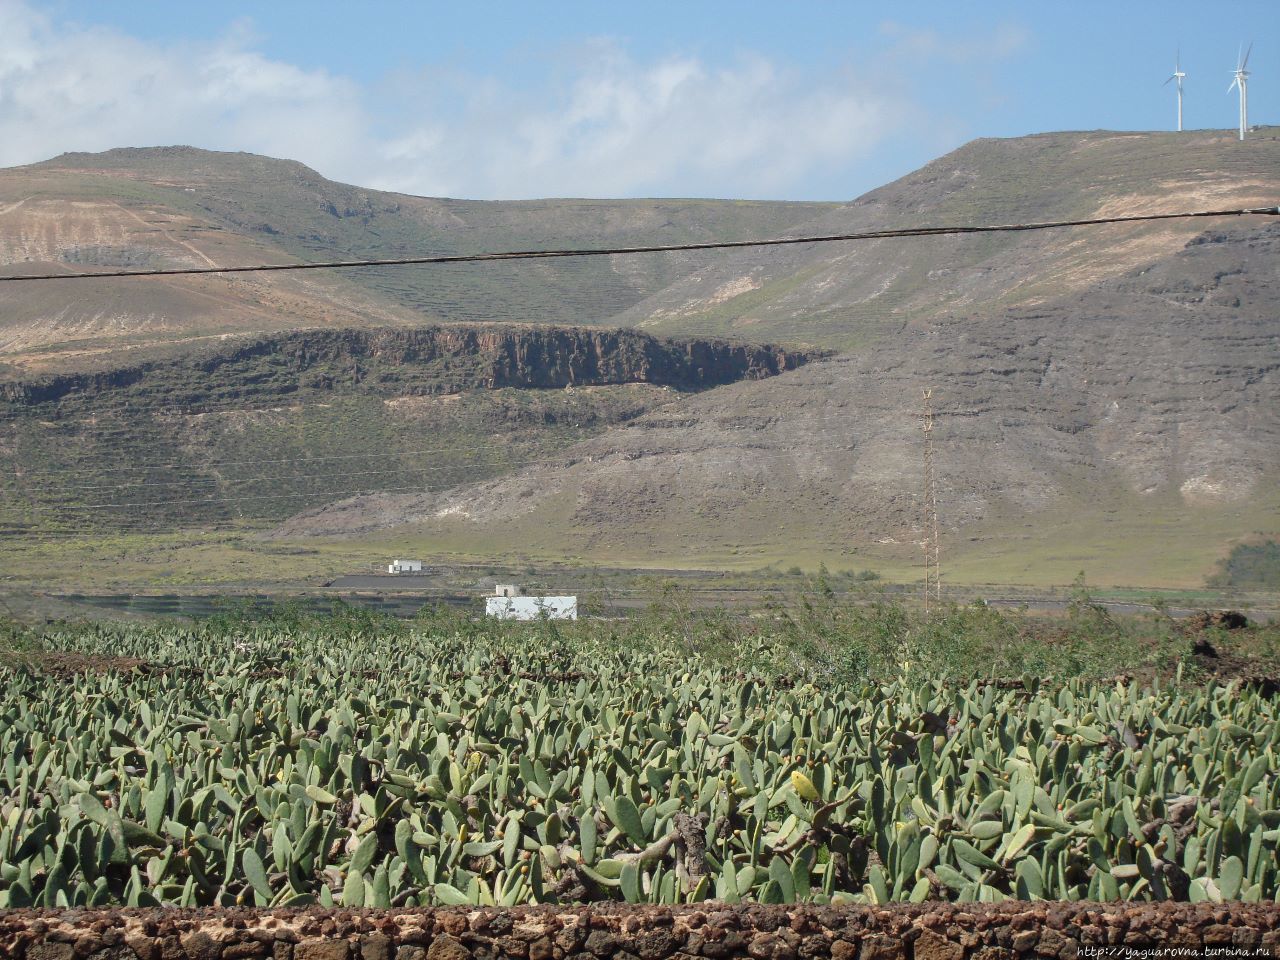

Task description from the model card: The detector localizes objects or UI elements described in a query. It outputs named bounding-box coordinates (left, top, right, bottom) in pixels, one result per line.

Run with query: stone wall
left=4, top=903, right=1280, bottom=960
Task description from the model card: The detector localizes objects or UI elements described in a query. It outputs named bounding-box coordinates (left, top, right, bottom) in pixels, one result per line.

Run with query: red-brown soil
left=10, top=651, right=177, bottom=679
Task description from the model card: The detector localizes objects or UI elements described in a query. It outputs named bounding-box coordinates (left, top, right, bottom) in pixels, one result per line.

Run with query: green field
left=1, top=599, right=1277, bottom=908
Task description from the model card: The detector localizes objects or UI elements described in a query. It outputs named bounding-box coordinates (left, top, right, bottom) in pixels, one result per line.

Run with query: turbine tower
left=1229, top=43, right=1252, bottom=141
left=1164, top=51, right=1186, bottom=131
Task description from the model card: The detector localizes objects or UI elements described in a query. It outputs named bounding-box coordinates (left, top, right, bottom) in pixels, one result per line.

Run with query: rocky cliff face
left=0, top=325, right=822, bottom=412
left=277, top=218, right=1280, bottom=586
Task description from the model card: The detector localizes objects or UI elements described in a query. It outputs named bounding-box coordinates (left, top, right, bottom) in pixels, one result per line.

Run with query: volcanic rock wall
left=0, top=325, right=823, bottom=413
left=4, top=903, right=1280, bottom=960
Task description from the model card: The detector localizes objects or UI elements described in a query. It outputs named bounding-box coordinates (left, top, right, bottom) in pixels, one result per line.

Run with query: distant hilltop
left=1, top=129, right=1278, bottom=586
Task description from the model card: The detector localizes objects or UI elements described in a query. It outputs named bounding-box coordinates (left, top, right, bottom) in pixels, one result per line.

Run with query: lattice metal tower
left=921, top=389, right=942, bottom=613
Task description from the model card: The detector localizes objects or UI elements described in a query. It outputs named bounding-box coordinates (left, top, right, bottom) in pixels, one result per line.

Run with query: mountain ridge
left=2, top=131, right=1278, bottom=586
left=272, top=130, right=1280, bottom=586
left=0, top=145, right=836, bottom=371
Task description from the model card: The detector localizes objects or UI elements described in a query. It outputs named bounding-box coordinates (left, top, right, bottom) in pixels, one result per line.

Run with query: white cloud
left=0, top=2, right=1009, bottom=200
left=0, top=3, right=366, bottom=181
left=369, top=44, right=901, bottom=199
left=877, top=20, right=1030, bottom=64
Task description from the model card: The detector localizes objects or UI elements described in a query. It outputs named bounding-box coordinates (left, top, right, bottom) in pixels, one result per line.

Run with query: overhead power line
left=1, top=206, right=1277, bottom=283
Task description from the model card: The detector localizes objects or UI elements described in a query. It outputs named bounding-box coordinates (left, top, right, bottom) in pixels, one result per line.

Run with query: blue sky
left=5, top=1, right=1276, bottom=200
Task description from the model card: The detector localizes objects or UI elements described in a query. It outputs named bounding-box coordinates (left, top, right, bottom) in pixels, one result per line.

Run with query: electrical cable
left=5, top=204, right=1277, bottom=539
left=1, top=206, right=1276, bottom=283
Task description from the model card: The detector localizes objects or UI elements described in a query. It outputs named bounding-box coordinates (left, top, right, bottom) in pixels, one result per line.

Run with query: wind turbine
left=1164, top=51, right=1186, bottom=131
left=1229, top=43, right=1252, bottom=140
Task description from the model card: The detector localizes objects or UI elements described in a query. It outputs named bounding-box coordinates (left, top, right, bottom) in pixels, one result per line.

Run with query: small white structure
left=387, top=559, right=423, bottom=574
left=485, top=585, right=577, bottom=620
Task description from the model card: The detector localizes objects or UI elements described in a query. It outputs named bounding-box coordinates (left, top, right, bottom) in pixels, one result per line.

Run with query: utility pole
left=921, top=389, right=941, bottom=614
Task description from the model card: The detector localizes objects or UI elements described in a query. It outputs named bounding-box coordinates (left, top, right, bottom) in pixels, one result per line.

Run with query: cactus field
left=1, top=603, right=1278, bottom=910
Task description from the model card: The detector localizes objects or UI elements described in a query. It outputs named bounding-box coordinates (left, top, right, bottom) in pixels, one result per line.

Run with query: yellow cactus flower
left=791, top=770, right=821, bottom=802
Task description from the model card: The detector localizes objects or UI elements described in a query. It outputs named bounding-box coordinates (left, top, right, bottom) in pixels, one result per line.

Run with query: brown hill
left=613, top=129, right=1280, bottom=348
left=276, top=131, right=1280, bottom=587
left=3, top=132, right=1278, bottom=587
left=0, top=147, right=832, bottom=371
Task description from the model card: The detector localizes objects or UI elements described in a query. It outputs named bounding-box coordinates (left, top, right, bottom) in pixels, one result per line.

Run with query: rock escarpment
left=0, top=325, right=823, bottom=413
left=277, top=218, right=1280, bottom=571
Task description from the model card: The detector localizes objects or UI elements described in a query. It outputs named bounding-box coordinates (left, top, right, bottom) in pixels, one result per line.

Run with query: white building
left=485, top=585, right=577, bottom=620
left=387, top=559, right=424, bottom=574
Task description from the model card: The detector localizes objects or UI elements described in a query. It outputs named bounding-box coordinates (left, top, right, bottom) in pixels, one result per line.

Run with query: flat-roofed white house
left=387, top=559, right=424, bottom=574
left=484, top=585, right=577, bottom=620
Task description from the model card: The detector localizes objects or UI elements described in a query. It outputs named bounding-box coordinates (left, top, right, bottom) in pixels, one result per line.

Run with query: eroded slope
left=613, top=129, right=1280, bottom=349
left=0, top=325, right=820, bottom=534
left=277, top=218, right=1280, bottom=584
left=1, top=148, right=834, bottom=369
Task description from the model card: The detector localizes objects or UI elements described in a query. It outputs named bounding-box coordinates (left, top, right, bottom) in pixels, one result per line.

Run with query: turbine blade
left=1164, top=75, right=1174, bottom=86
left=1242, top=42, right=1252, bottom=70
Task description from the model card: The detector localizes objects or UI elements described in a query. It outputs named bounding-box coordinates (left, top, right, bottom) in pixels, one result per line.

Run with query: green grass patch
left=1209, top=539, right=1280, bottom=592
